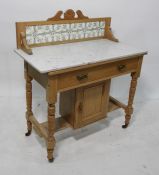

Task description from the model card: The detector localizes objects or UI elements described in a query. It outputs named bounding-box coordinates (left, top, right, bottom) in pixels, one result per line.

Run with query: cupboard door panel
left=77, top=80, right=111, bottom=127
left=60, top=80, right=111, bottom=129
left=82, top=84, right=103, bottom=121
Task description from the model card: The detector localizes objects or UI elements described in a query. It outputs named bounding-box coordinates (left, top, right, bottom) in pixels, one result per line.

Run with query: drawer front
left=58, top=57, right=139, bottom=91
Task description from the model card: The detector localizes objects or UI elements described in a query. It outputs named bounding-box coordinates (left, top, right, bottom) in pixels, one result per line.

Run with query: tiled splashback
left=26, top=21, right=106, bottom=45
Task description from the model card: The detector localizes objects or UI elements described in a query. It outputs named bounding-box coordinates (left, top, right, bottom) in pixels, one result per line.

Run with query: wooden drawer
left=58, top=57, right=139, bottom=91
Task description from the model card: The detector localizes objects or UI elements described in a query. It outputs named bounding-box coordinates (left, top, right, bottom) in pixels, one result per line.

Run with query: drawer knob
left=76, top=74, right=88, bottom=81
left=118, top=64, right=126, bottom=71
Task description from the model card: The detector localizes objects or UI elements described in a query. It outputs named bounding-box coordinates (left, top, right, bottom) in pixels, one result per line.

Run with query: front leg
left=25, top=63, right=33, bottom=136
left=46, top=77, right=57, bottom=162
left=47, top=103, right=56, bottom=162
left=122, top=72, right=139, bottom=128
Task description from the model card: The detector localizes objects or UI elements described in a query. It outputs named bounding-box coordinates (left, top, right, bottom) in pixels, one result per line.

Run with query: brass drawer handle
left=76, top=74, right=88, bottom=81
left=118, top=64, right=126, bottom=71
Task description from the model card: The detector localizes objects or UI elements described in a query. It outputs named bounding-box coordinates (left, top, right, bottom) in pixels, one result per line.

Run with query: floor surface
left=0, top=97, right=158, bottom=175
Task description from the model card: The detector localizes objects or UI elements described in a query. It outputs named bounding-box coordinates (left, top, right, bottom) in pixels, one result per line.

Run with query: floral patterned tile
left=35, top=35, right=46, bottom=44
left=70, top=23, right=85, bottom=31
left=53, top=24, right=70, bottom=32
left=98, top=29, right=105, bottom=36
left=45, top=34, right=53, bottom=43
left=61, top=32, right=70, bottom=41
left=26, top=36, right=34, bottom=45
left=100, top=21, right=106, bottom=28
left=26, top=20, right=106, bottom=45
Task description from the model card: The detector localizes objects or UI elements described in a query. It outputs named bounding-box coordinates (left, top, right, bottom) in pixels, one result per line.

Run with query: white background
left=0, top=1, right=159, bottom=174
left=0, top=0, right=159, bottom=101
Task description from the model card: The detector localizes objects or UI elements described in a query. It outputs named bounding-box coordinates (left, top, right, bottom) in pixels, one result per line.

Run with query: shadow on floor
left=33, top=101, right=148, bottom=158
left=35, top=109, right=123, bottom=147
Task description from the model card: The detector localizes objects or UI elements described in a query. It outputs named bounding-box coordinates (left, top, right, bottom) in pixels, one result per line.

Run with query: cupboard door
left=76, top=80, right=110, bottom=127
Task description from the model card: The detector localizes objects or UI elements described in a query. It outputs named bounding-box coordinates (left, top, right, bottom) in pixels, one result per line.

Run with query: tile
left=25, top=20, right=106, bottom=45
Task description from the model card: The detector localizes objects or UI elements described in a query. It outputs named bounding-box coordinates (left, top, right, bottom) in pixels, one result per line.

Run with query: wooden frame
left=20, top=32, right=33, bottom=55
left=24, top=54, right=145, bottom=162
left=15, top=9, right=147, bottom=162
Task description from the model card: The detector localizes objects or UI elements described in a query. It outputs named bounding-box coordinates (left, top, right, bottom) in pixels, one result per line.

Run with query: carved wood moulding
left=47, top=9, right=89, bottom=21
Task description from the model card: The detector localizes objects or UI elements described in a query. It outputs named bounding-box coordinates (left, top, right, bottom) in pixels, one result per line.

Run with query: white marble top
left=14, top=39, right=147, bottom=73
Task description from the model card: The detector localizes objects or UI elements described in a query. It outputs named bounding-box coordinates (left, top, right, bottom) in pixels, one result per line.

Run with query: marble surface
left=14, top=39, right=147, bottom=73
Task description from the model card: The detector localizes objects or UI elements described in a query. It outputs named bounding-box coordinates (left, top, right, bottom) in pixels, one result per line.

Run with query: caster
left=25, top=130, right=32, bottom=136
left=48, top=158, right=54, bottom=163
left=122, top=124, right=129, bottom=129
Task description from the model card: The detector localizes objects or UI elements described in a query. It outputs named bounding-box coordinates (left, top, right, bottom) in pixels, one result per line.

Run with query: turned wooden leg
left=47, top=103, right=56, bottom=162
left=46, top=77, right=57, bottom=162
left=25, top=68, right=33, bottom=136
left=122, top=73, right=139, bottom=128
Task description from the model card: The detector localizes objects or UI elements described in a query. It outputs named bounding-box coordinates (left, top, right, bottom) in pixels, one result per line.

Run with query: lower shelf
left=46, top=97, right=121, bottom=130
left=109, top=96, right=127, bottom=111
left=41, top=117, right=72, bottom=133
left=108, top=100, right=120, bottom=112
left=32, top=96, right=126, bottom=139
